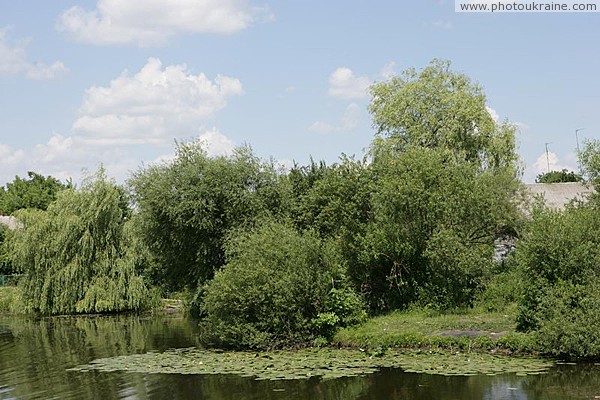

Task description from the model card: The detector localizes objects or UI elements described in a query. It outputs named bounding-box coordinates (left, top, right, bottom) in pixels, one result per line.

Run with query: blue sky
left=0, top=0, right=599, bottom=184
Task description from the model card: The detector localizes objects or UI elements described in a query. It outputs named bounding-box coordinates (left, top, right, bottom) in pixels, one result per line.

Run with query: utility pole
left=545, top=142, right=551, bottom=173
left=576, top=128, right=585, bottom=175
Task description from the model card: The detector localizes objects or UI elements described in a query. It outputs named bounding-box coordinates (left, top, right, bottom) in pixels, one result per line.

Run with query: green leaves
left=0, top=171, right=69, bottom=215
left=129, top=143, right=285, bottom=292
left=199, top=221, right=364, bottom=349
left=9, top=170, right=152, bottom=315
left=369, top=59, right=517, bottom=171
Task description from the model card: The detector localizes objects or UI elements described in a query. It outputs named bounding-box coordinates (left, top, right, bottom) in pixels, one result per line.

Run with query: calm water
left=1, top=315, right=599, bottom=400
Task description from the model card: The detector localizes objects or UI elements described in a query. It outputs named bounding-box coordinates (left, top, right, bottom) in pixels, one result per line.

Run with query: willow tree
left=10, top=171, right=151, bottom=315
left=369, top=59, right=518, bottom=171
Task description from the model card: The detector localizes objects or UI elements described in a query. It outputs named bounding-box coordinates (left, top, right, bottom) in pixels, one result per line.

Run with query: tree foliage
left=199, top=221, right=365, bottom=349
left=369, top=59, right=517, bottom=170
left=535, top=169, right=583, bottom=183
left=129, top=142, right=285, bottom=292
left=9, top=171, right=152, bottom=315
left=580, top=138, right=600, bottom=185
left=0, top=171, right=69, bottom=215
left=360, top=143, right=521, bottom=311
left=516, top=204, right=600, bottom=357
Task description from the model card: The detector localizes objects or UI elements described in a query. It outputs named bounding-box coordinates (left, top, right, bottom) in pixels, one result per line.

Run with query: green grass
left=333, top=307, right=538, bottom=354
left=0, top=286, right=20, bottom=313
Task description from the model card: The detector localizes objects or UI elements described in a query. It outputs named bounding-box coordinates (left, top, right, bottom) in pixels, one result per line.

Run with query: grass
left=0, top=286, right=20, bottom=313
left=333, top=306, right=538, bottom=354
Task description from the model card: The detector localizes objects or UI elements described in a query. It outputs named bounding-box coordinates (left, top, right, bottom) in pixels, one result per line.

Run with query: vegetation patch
left=0, top=287, right=19, bottom=313
left=333, top=309, right=538, bottom=354
left=68, top=348, right=553, bottom=379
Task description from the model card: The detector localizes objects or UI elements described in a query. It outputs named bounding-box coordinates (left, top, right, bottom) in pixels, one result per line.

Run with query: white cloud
left=56, top=0, right=273, bottom=47
left=0, top=133, right=139, bottom=185
left=486, top=106, right=500, bottom=123
left=310, top=103, right=361, bottom=134
left=533, top=150, right=577, bottom=176
left=328, top=67, right=371, bottom=100
left=197, top=128, right=235, bottom=157
left=0, top=29, right=68, bottom=80
left=73, top=58, right=243, bottom=146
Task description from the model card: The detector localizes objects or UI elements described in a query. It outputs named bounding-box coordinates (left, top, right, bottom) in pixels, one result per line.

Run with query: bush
left=198, top=221, right=365, bottom=349
left=534, top=279, right=600, bottom=358
left=516, top=203, right=600, bottom=357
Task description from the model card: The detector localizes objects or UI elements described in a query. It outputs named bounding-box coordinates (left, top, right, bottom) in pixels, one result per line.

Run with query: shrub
left=516, top=203, right=600, bottom=357
left=198, top=221, right=365, bottom=349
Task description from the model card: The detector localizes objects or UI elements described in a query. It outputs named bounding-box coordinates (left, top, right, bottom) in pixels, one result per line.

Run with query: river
left=0, top=315, right=598, bottom=399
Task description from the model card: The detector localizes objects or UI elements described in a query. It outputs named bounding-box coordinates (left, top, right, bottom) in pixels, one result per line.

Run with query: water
left=1, top=315, right=599, bottom=399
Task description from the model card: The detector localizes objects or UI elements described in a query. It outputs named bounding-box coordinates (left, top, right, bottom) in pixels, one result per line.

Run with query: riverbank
left=0, top=286, right=185, bottom=316
left=0, top=287, right=538, bottom=355
left=332, top=308, right=537, bottom=355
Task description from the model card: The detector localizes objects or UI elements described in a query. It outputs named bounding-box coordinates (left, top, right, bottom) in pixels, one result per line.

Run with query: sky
left=0, top=0, right=599, bottom=185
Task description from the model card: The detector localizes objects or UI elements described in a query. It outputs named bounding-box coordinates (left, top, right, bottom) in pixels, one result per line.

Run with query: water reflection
left=1, top=315, right=599, bottom=399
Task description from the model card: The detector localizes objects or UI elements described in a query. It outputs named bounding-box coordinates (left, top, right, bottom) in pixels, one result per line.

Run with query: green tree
left=129, top=142, right=285, bottom=293
left=0, top=171, right=70, bottom=215
left=361, top=143, right=521, bottom=311
left=369, top=59, right=518, bottom=170
left=579, top=138, right=600, bottom=185
left=9, top=170, right=152, bottom=315
left=535, top=169, right=583, bottom=183
left=199, top=221, right=364, bottom=349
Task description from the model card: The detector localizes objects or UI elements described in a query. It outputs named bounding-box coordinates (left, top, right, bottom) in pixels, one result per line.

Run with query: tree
left=0, top=171, right=70, bottom=215
left=129, top=142, right=285, bottom=293
left=360, top=144, right=521, bottom=311
left=369, top=59, right=518, bottom=170
left=9, top=170, right=152, bottom=315
left=579, top=138, right=600, bottom=185
left=535, top=169, right=583, bottom=183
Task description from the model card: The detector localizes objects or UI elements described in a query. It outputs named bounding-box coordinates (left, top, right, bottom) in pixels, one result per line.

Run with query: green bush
left=198, top=221, right=365, bottom=349
left=534, top=279, right=600, bottom=358
left=516, top=203, right=600, bottom=358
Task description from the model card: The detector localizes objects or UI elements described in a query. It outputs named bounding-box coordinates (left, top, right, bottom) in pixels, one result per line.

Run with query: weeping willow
left=10, top=171, right=151, bottom=315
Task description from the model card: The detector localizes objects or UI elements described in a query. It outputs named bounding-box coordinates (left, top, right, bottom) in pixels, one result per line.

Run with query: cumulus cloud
left=0, top=134, right=139, bottom=184
left=197, top=128, right=235, bottom=157
left=309, top=103, right=361, bottom=133
left=73, top=58, right=243, bottom=146
left=151, top=129, right=236, bottom=166
left=533, top=151, right=577, bottom=176
left=486, top=106, right=500, bottom=123
left=1, top=58, right=243, bottom=185
left=328, top=68, right=371, bottom=100
left=0, top=29, right=68, bottom=80
left=56, top=0, right=274, bottom=47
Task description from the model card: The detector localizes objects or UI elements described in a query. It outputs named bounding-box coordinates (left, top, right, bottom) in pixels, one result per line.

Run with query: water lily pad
left=67, top=348, right=554, bottom=380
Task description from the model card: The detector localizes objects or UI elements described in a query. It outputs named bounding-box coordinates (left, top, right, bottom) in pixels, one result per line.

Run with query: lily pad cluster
left=68, top=348, right=554, bottom=380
